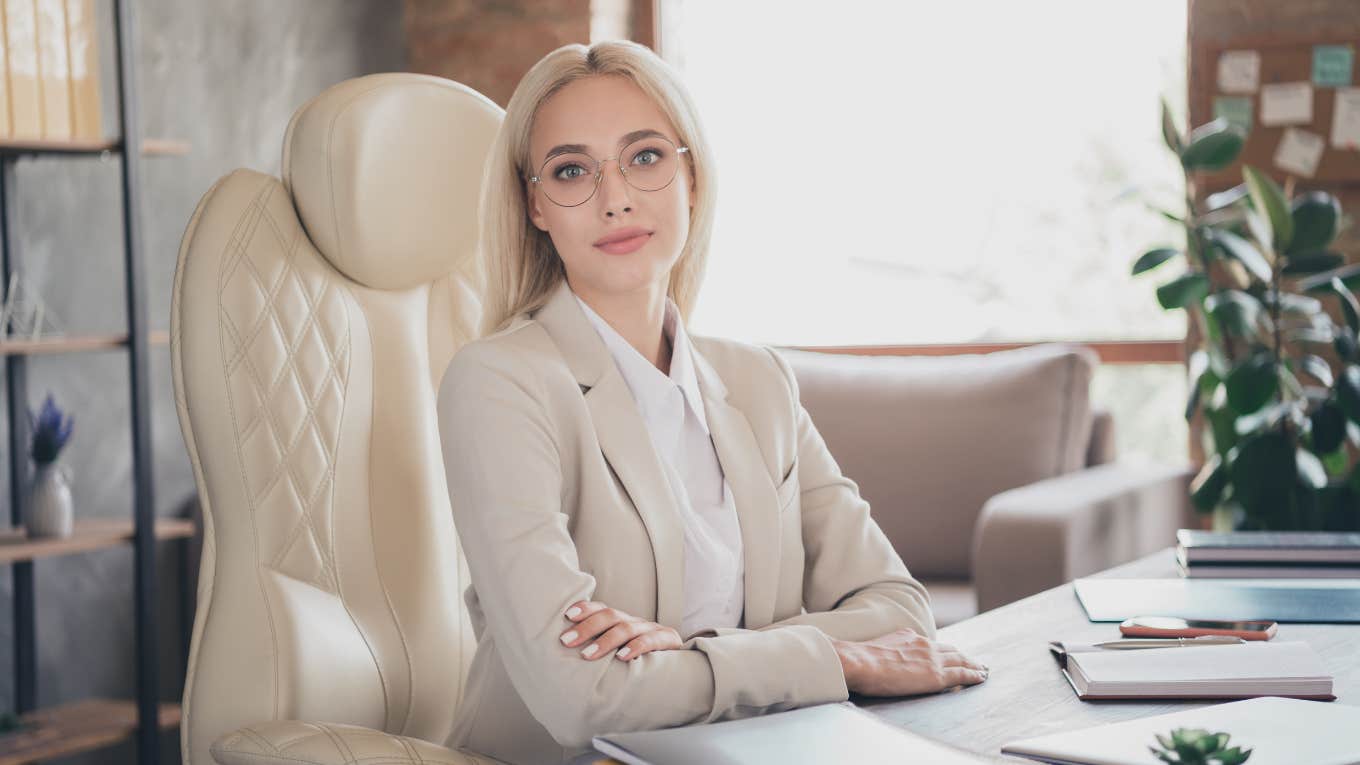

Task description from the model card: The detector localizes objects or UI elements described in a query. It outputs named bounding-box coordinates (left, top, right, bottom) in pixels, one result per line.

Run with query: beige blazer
left=437, top=279, right=935, bottom=765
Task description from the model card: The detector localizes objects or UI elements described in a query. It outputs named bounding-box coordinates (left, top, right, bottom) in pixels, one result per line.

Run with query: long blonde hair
left=475, top=40, right=718, bottom=338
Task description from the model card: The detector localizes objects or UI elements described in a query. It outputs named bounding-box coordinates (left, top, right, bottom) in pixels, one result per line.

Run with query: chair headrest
left=282, top=73, right=502, bottom=291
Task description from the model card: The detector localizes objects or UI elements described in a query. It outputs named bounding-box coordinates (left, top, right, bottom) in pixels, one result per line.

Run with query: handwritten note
left=1333, top=88, right=1360, bottom=150
left=1274, top=128, right=1325, bottom=177
left=1261, top=82, right=1314, bottom=126
left=1313, top=45, right=1354, bottom=88
left=1214, top=96, right=1253, bottom=133
left=1218, top=50, right=1261, bottom=93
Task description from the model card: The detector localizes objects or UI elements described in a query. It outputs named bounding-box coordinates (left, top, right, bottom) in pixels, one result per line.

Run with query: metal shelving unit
left=1, top=1, right=188, bottom=763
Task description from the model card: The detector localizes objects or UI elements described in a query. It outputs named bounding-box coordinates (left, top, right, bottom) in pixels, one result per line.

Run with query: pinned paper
left=1333, top=88, right=1360, bottom=149
left=1260, top=82, right=1314, bottom=126
left=1274, top=127, right=1326, bottom=177
left=1218, top=50, right=1260, bottom=93
left=1313, top=45, right=1354, bottom=87
left=1214, top=96, right=1253, bottom=133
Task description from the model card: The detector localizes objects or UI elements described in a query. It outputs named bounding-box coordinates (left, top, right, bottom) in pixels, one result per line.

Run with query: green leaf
left=1225, top=354, right=1278, bottom=414
left=1133, top=247, right=1180, bottom=276
left=1230, top=431, right=1296, bottom=525
left=1331, top=276, right=1360, bottom=337
left=1289, top=191, right=1341, bottom=254
left=1298, top=448, right=1328, bottom=489
left=1206, top=290, right=1264, bottom=336
left=1282, top=251, right=1344, bottom=275
left=1162, top=98, right=1184, bottom=154
left=1323, top=446, right=1349, bottom=477
left=1263, top=290, right=1321, bottom=315
left=1181, top=119, right=1246, bottom=171
left=1205, top=183, right=1249, bottom=212
left=1339, top=332, right=1360, bottom=363
left=1235, top=401, right=1290, bottom=435
left=1339, top=367, right=1360, bottom=422
left=1243, top=166, right=1294, bottom=253
left=1157, top=273, right=1211, bottom=310
left=1313, top=402, right=1347, bottom=453
left=1300, top=354, right=1335, bottom=387
left=1206, top=228, right=1272, bottom=282
left=1191, top=454, right=1228, bottom=512
left=1300, top=262, right=1360, bottom=294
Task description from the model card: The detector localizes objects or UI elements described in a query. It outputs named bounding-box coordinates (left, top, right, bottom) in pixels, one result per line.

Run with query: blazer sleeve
left=697, top=347, right=937, bottom=644
left=437, top=341, right=849, bottom=751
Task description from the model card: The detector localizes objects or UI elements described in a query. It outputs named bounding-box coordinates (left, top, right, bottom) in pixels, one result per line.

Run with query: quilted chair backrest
left=171, top=73, right=501, bottom=764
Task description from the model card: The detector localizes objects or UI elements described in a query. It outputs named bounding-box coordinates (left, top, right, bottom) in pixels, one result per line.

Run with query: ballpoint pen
left=1092, top=636, right=1248, bottom=649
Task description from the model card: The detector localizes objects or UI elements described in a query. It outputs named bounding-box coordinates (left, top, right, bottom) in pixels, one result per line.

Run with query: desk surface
left=857, top=547, right=1360, bottom=762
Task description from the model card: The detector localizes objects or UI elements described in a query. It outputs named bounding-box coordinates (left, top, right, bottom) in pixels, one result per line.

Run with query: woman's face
left=526, top=74, right=695, bottom=300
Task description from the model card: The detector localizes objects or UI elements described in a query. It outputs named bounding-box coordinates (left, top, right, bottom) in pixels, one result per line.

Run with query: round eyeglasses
left=529, top=135, right=690, bottom=207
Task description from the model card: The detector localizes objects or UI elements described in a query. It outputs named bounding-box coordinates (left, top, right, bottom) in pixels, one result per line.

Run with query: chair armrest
left=971, top=461, right=1194, bottom=612
left=210, top=720, right=508, bottom=765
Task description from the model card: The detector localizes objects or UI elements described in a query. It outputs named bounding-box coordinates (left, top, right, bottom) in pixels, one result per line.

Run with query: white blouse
left=573, top=291, right=745, bottom=639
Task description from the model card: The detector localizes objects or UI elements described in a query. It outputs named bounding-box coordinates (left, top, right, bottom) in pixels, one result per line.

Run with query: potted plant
left=1150, top=727, right=1253, bottom=765
left=1133, top=106, right=1357, bottom=531
left=25, top=392, right=75, bottom=538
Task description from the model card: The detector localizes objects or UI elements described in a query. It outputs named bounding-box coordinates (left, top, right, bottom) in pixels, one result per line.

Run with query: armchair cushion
left=778, top=343, right=1097, bottom=579
left=210, top=720, right=506, bottom=765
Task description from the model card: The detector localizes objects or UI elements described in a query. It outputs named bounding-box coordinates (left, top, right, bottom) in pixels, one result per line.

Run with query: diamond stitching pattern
left=219, top=182, right=352, bottom=593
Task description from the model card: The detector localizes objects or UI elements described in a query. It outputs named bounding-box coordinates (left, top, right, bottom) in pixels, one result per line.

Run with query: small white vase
left=25, top=461, right=73, bottom=538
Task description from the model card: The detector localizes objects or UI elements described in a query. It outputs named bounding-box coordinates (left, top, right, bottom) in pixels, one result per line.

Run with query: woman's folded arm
left=437, top=341, right=848, bottom=750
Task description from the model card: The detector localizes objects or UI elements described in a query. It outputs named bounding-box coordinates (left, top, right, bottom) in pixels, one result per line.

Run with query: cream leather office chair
left=171, top=73, right=501, bottom=764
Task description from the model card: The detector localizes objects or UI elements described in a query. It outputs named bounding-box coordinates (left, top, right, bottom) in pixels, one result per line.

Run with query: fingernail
left=581, top=644, right=599, bottom=658
left=565, top=606, right=582, bottom=619
left=560, top=631, right=578, bottom=645
left=617, top=646, right=631, bottom=658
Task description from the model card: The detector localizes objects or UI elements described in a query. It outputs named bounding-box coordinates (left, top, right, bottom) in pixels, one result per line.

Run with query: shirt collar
left=572, top=290, right=711, bottom=434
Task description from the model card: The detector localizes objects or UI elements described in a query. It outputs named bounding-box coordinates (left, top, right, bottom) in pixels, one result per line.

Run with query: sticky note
left=1260, top=82, right=1314, bottom=126
left=1332, top=88, right=1360, bottom=149
left=1214, top=96, right=1253, bottom=133
left=1274, top=127, right=1326, bottom=177
left=1218, top=50, right=1261, bottom=93
left=1313, top=45, right=1354, bottom=87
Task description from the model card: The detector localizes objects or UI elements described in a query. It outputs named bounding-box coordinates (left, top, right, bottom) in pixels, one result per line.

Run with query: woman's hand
left=830, top=628, right=989, bottom=696
left=559, top=600, right=683, bottom=662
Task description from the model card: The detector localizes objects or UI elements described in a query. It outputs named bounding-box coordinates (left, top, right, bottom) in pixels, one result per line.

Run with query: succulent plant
left=1149, top=727, right=1253, bottom=765
left=28, top=392, right=74, bottom=465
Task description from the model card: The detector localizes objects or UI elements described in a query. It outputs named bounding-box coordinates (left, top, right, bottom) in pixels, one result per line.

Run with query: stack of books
left=1177, top=530, right=1360, bottom=579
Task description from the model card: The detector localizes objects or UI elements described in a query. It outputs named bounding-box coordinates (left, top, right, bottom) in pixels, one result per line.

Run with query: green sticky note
left=1313, top=45, right=1354, bottom=87
left=1214, top=95, right=1253, bottom=133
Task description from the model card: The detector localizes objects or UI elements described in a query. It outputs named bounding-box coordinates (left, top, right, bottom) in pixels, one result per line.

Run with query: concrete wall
left=0, top=2, right=404, bottom=762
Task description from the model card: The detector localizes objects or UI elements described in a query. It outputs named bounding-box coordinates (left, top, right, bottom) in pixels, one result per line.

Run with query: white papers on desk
left=1002, top=696, right=1360, bottom=765
left=1064, top=641, right=1332, bottom=700
left=591, top=701, right=986, bottom=765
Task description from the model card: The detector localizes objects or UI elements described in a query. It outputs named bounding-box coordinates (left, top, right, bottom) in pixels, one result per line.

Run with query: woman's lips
left=594, top=232, right=652, bottom=255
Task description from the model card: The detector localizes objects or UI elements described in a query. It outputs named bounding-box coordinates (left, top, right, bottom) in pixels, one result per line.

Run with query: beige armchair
left=171, top=74, right=501, bottom=764
left=778, top=344, right=1195, bottom=627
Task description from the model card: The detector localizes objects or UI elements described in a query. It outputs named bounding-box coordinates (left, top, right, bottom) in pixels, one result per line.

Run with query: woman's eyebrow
left=542, top=128, right=669, bottom=164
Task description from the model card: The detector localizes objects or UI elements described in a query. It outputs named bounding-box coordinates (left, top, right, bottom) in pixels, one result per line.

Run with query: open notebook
left=1002, top=696, right=1360, bottom=765
left=590, top=701, right=985, bottom=765
left=1052, top=640, right=1333, bottom=700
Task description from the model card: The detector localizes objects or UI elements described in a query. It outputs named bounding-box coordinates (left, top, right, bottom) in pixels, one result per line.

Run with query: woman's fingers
left=615, top=626, right=683, bottom=661
left=941, top=664, right=989, bottom=687
left=579, top=620, right=650, bottom=660
left=560, top=602, right=629, bottom=647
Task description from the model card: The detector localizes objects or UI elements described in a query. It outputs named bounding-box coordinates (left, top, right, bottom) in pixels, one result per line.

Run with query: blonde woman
left=437, top=40, right=988, bottom=765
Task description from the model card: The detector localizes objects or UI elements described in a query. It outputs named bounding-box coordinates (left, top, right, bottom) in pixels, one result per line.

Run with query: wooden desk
left=858, top=547, right=1360, bottom=762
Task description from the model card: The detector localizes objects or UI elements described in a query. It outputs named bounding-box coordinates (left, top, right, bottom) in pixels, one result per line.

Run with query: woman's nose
left=598, top=159, right=633, bottom=216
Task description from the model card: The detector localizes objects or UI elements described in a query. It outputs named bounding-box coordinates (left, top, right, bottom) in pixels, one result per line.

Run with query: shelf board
left=0, top=330, right=170, bottom=357
left=0, top=518, right=195, bottom=565
left=0, top=137, right=190, bottom=157
left=0, top=698, right=180, bottom=765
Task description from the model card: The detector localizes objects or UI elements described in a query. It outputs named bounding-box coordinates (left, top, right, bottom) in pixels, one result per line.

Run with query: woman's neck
left=571, top=279, right=672, bottom=374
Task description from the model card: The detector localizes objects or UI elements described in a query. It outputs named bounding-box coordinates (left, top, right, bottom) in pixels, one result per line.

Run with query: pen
left=1093, top=636, right=1247, bottom=649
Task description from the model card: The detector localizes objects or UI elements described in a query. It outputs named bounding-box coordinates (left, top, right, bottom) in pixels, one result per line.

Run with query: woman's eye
left=554, top=164, right=588, bottom=181
left=632, top=148, right=662, bottom=166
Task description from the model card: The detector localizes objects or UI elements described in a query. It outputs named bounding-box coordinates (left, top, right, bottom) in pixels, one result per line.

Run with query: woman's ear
left=525, top=180, right=549, bottom=232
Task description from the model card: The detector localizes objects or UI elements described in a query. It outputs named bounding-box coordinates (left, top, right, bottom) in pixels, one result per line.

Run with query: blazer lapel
left=691, top=343, right=781, bottom=630
left=532, top=281, right=687, bottom=629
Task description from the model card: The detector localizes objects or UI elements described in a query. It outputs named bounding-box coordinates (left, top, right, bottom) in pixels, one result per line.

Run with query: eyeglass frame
left=527, top=137, right=691, bottom=208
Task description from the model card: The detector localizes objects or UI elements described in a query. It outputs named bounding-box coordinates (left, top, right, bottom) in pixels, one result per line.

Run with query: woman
left=437, top=40, right=988, bottom=765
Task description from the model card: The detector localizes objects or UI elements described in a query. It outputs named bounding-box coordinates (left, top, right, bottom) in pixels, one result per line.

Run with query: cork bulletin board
left=1191, top=35, right=1360, bottom=191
